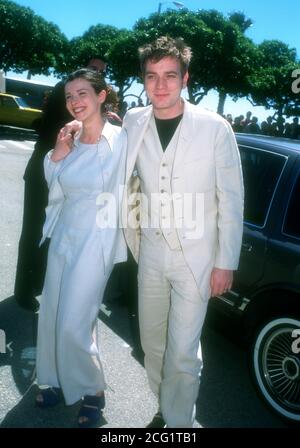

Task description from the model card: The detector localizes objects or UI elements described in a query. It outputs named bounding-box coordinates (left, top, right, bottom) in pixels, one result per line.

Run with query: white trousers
left=36, top=229, right=112, bottom=405
left=138, top=237, right=208, bottom=428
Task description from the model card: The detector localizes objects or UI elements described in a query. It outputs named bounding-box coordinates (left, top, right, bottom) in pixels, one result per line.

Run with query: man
left=122, top=36, right=244, bottom=428
left=86, top=58, right=107, bottom=74
left=14, top=57, right=108, bottom=311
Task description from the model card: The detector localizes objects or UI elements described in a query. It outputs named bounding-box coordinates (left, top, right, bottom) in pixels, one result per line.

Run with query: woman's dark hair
left=64, top=68, right=118, bottom=113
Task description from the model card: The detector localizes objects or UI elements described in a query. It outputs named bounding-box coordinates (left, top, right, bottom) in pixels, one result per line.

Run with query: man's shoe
left=146, top=411, right=166, bottom=428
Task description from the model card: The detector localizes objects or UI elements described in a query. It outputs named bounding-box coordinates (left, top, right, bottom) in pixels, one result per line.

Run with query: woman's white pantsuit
left=36, top=123, right=127, bottom=405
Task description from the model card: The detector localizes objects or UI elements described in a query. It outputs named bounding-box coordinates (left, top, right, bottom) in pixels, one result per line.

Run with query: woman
left=35, top=69, right=127, bottom=427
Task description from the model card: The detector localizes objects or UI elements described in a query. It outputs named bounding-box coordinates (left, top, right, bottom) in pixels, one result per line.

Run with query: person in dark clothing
left=245, top=116, right=261, bottom=134
left=14, top=58, right=107, bottom=311
left=261, top=116, right=273, bottom=136
left=291, top=117, right=300, bottom=139
left=14, top=82, right=71, bottom=311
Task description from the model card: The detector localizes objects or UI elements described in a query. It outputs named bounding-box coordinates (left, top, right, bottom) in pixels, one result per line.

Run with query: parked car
left=210, top=133, right=300, bottom=425
left=0, top=92, right=42, bottom=130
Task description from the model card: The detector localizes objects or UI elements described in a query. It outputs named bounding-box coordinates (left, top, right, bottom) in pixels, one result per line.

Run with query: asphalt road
left=0, top=130, right=286, bottom=429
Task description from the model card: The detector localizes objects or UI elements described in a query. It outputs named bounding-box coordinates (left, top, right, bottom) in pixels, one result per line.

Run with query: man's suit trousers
left=138, top=236, right=208, bottom=427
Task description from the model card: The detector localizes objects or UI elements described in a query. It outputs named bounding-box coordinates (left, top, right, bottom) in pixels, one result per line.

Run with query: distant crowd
left=120, top=101, right=300, bottom=140
left=224, top=111, right=300, bottom=140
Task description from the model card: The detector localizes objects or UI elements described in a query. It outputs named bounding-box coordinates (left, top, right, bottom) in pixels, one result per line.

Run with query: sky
left=7, top=0, right=300, bottom=121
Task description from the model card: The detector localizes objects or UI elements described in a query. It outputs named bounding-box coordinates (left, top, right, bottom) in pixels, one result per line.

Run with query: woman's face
left=65, top=78, right=106, bottom=121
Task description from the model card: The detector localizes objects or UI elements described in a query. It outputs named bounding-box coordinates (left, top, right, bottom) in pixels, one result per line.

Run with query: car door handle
left=242, top=243, right=253, bottom=252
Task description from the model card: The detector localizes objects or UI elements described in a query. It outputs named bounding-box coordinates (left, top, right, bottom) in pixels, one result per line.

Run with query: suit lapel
left=126, top=107, right=152, bottom=180
left=173, top=99, right=194, bottom=174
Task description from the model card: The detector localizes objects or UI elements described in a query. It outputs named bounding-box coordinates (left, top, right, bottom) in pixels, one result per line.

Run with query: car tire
left=250, top=316, right=300, bottom=425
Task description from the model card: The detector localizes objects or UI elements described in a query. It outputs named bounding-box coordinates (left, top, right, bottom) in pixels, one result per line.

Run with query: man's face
left=144, top=56, right=188, bottom=118
left=87, top=58, right=107, bottom=74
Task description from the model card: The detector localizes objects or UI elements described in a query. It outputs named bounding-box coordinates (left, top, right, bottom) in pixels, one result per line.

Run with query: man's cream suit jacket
left=122, top=99, right=244, bottom=299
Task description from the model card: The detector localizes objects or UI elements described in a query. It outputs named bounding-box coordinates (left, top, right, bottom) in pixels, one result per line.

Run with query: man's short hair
left=85, top=56, right=107, bottom=74
left=85, top=55, right=107, bottom=65
left=138, top=36, right=192, bottom=77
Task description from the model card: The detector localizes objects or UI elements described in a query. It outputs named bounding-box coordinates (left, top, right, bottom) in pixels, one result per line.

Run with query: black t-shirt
left=155, top=114, right=183, bottom=151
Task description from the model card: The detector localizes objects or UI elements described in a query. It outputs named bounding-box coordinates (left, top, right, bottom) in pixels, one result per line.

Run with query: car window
left=283, top=171, right=300, bottom=239
left=239, top=146, right=286, bottom=227
left=15, top=97, right=30, bottom=108
left=1, top=96, right=17, bottom=108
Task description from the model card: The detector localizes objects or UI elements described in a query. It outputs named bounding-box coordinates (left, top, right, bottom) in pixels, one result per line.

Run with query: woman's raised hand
left=51, top=120, right=82, bottom=162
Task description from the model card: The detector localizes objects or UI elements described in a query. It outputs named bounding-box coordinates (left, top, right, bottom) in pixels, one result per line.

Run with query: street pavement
left=0, top=133, right=286, bottom=429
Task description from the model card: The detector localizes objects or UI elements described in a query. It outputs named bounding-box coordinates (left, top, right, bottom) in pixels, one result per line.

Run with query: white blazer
left=122, top=99, right=244, bottom=299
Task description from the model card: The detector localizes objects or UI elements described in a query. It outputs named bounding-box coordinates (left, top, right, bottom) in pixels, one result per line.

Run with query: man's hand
left=106, top=111, right=122, bottom=123
left=210, top=268, right=233, bottom=297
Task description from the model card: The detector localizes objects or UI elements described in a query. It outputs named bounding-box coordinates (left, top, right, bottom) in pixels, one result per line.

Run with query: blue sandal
left=78, top=394, right=105, bottom=428
left=35, top=387, right=62, bottom=408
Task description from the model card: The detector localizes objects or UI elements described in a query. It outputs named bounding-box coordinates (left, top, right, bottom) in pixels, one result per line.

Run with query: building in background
left=0, top=72, right=54, bottom=110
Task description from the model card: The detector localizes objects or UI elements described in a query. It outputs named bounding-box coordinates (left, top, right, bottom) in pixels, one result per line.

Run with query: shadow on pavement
left=100, top=297, right=144, bottom=364
left=100, top=259, right=144, bottom=364
left=1, top=384, right=84, bottom=428
left=1, top=383, right=108, bottom=428
left=196, top=308, right=286, bottom=428
left=98, top=293, right=286, bottom=428
left=0, top=296, right=110, bottom=428
left=0, top=296, right=37, bottom=396
left=98, top=294, right=286, bottom=427
left=0, top=293, right=286, bottom=428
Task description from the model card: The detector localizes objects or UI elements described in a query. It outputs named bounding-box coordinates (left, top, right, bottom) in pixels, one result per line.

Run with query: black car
left=210, top=134, right=300, bottom=425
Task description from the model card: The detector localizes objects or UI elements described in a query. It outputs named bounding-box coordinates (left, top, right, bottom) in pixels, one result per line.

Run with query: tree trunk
left=277, top=105, right=284, bottom=118
left=187, top=85, right=196, bottom=104
left=27, top=70, right=32, bottom=80
left=217, top=90, right=227, bottom=115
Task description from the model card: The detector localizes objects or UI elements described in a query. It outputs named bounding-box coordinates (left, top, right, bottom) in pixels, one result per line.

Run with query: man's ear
left=182, top=71, right=189, bottom=89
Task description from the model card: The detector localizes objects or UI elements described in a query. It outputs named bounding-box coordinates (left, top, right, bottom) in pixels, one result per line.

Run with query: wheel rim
left=253, top=318, right=300, bottom=421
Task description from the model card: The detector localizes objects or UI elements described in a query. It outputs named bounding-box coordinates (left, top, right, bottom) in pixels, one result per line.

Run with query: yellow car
left=0, top=93, right=42, bottom=130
